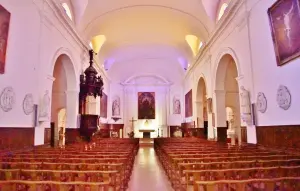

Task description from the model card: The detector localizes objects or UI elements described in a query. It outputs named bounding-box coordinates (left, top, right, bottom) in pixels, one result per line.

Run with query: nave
left=1, top=137, right=300, bottom=191
left=127, top=146, right=173, bottom=191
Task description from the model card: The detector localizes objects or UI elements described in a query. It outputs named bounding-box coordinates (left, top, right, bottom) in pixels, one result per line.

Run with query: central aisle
left=127, top=146, right=174, bottom=191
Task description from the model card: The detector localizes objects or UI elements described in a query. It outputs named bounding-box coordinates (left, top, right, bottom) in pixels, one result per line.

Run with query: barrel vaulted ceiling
left=62, top=0, right=230, bottom=70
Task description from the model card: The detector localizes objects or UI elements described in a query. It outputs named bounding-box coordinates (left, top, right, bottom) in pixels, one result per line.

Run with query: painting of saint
left=185, top=90, right=193, bottom=117
left=173, top=96, right=181, bottom=114
left=0, top=5, right=10, bottom=74
left=138, top=92, right=155, bottom=119
left=112, top=96, right=120, bottom=116
left=268, top=0, right=300, bottom=65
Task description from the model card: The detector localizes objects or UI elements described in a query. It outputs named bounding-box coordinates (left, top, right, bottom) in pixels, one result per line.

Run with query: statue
left=240, top=86, right=251, bottom=114
left=112, top=97, right=120, bottom=116
left=39, top=91, right=50, bottom=119
left=240, top=86, right=252, bottom=125
left=58, top=127, right=65, bottom=148
left=173, top=98, right=181, bottom=114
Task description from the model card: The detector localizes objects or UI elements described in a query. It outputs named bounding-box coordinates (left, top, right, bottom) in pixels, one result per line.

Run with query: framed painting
left=268, top=0, right=300, bottom=66
left=100, top=92, right=108, bottom=118
left=138, top=92, right=155, bottom=119
left=0, top=4, right=11, bottom=74
left=185, top=90, right=193, bottom=117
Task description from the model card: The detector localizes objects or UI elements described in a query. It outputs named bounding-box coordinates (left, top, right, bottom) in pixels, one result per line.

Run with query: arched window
left=218, top=3, right=228, bottom=21
left=62, top=3, right=73, bottom=20
left=89, top=42, right=93, bottom=49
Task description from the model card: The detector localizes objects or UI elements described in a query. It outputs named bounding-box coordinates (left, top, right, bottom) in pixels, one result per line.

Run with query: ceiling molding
left=185, top=0, right=245, bottom=78
left=121, top=74, right=173, bottom=86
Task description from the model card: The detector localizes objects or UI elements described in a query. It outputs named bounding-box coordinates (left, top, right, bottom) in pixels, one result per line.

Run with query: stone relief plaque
left=0, top=86, right=15, bottom=112
left=256, top=92, right=267, bottom=113
left=277, top=85, right=291, bottom=110
left=39, top=90, right=50, bottom=121
left=23, top=94, right=34, bottom=115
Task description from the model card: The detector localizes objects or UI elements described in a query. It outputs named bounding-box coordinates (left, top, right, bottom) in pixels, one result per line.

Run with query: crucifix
left=129, top=117, right=137, bottom=131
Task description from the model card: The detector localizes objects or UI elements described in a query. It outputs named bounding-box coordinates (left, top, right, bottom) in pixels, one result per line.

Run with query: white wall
left=0, top=0, right=109, bottom=145
left=248, top=0, right=300, bottom=126
left=0, top=0, right=41, bottom=128
left=185, top=0, right=300, bottom=143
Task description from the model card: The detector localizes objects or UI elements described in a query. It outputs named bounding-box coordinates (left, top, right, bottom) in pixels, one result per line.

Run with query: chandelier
left=79, top=49, right=104, bottom=100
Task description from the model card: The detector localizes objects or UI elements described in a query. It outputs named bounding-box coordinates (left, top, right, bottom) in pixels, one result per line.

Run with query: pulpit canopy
left=79, top=49, right=104, bottom=99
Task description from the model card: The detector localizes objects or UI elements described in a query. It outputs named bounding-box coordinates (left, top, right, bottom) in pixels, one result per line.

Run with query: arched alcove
left=214, top=53, right=241, bottom=143
left=50, top=54, right=77, bottom=147
left=196, top=77, right=208, bottom=138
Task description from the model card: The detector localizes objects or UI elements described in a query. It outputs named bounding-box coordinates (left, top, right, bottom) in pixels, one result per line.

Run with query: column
left=65, top=90, right=79, bottom=129
left=213, top=90, right=227, bottom=142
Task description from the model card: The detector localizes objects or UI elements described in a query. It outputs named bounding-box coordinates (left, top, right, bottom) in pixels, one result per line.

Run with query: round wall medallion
left=256, top=92, right=267, bottom=113
left=0, top=86, right=16, bottom=112
left=277, top=85, right=291, bottom=110
left=23, top=94, right=34, bottom=115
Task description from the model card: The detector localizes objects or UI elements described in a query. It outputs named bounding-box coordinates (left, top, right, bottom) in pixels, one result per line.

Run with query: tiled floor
left=127, top=146, right=174, bottom=191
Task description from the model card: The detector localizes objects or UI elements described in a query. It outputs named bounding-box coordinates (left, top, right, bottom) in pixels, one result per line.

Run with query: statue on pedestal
left=240, top=86, right=252, bottom=125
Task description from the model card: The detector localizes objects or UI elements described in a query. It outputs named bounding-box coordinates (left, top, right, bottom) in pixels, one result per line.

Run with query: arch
left=196, top=77, right=208, bottom=131
left=214, top=47, right=241, bottom=91
left=214, top=48, right=242, bottom=144
left=50, top=47, right=78, bottom=91
left=196, top=77, right=207, bottom=102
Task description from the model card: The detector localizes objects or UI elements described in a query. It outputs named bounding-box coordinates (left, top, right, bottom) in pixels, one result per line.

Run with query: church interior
left=0, top=0, right=300, bottom=190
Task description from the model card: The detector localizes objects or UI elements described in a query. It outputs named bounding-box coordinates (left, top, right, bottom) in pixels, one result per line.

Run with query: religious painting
left=138, top=92, right=155, bottom=119
left=0, top=5, right=10, bottom=74
left=268, top=0, right=300, bottom=66
left=100, top=92, right=107, bottom=118
left=185, top=90, right=193, bottom=117
left=173, top=95, right=181, bottom=114
left=112, top=95, right=120, bottom=116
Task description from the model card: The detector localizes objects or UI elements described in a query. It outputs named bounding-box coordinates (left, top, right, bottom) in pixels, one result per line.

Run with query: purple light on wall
left=177, top=57, right=188, bottom=70
left=104, top=58, right=115, bottom=71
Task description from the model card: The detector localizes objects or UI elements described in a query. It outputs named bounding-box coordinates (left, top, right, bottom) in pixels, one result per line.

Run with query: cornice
left=45, top=0, right=88, bottom=51
left=185, top=0, right=245, bottom=79
left=43, top=0, right=110, bottom=83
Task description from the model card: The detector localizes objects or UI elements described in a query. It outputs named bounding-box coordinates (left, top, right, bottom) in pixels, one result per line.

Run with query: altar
left=139, top=129, right=155, bottom=138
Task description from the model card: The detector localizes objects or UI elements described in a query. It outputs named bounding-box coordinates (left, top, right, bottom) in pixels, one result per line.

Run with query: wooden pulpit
left=79, top=114, right=99, bottom=141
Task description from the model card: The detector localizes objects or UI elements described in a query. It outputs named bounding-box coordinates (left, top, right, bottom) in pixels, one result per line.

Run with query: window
left=218, top=3, right=228, bottom=21
left=89, top=42, right=93, bottom=49
left=198, top=41, right=204, bottom=50
left=62, top=3, right=72, bottom=20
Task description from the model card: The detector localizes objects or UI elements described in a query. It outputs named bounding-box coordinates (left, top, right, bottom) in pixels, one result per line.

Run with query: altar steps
left=139, top=138, right=154, bottom=146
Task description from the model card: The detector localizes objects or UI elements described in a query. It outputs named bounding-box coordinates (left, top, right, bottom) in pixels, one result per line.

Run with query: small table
left=139, top=129, right=155, bottom=138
